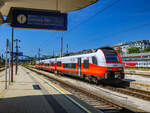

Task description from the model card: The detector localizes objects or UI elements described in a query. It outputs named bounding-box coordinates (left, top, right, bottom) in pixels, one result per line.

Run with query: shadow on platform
left=0, top=94, right=68, bottom=113
left=0, top=94, right=143, bottom=113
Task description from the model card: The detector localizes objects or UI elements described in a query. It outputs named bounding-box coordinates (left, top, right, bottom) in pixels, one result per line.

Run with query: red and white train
left=35, top=47, right=124, bottom=83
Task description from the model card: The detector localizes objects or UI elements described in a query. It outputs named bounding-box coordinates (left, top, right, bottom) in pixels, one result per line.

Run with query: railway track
left=59, top=71, right=150, bottom=101
left=25, top=66, right=145, bottom=113
left=45, top=75, right=123, bottom=113
left=38, top=67, right=150, bottom=102
left=59, top=81, right=123, bottom=113
left=0, top=68, right=5, bottom=72
left=125, top=70, right=150, bottom=77
left=98, top=85, right=150, bottom=101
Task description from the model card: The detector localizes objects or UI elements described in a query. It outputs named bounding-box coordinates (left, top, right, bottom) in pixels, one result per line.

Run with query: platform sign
left=17, top=52, right=23, bottom=56
left=8, top=7, right=67, bottom=31
left=11, top=52, right=23, bottom=56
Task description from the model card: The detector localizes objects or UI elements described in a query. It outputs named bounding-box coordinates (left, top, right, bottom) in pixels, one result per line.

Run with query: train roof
left=64, top=46, right=113, bottom=56
left=100, top=46, right=114, bottom=50
left=37, top=46, right=114, bottom=63
left=41, top=50, right=97, bottom=62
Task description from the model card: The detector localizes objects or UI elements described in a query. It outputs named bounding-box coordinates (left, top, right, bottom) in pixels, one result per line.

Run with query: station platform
left=124, top=70, right=150, bottom=92
left=0, top=66, right=101, bottom=113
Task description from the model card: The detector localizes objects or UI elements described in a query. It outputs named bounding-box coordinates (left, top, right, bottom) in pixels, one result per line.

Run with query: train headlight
left=108, top=68, right=112, bottom=71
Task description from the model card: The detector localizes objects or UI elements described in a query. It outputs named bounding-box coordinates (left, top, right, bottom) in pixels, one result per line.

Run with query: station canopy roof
left=0, top=0, right=97, bottom=25
left=0, top=0, right=97, bottom=16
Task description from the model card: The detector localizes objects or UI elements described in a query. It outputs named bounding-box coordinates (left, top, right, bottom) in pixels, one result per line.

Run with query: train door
left=78, top=58, right=81, bottom=76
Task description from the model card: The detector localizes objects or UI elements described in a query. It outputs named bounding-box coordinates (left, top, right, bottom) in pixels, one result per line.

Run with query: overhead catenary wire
left=64, top=0, right=121, bottom=37
left=36, top=1, right=150, bottom=57
left=37, top=0, right=150, bottom=57
left=38, top=8, right=84, bottom=48
left=68, top=21, right=150, bottom=53
left=86, top=22, right=150, bottom=43
left=38, top=0, right=121, bottom=53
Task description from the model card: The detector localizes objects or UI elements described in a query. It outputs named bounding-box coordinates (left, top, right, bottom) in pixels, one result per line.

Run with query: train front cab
left=100, top=48, right=124, bottom=83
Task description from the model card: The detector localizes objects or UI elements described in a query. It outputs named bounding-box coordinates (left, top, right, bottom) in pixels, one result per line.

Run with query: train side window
left=71, top=63, right=76, bottom=69
left=63, top=63, right=66, bottom=68
left=63, top=63, right=76, bottom=69
left=45, top=63, right=49, bottom=67
left=84, top=60, right=89, bottom=68
left=63, top=63, right=69, bottom=68
left=57, top=61, right=61, bottom=67
left=92, top=56, right=97, bottom=65
left=51, top=62, right=55, bottom=66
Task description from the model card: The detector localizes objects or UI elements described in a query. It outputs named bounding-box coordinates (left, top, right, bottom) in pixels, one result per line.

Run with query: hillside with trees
left=143, top=46, right=150, bottom=52
left=128, top=47, right=140, bottom=54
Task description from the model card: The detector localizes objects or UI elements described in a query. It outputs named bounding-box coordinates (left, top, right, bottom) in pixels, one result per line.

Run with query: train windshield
left=102, top=49, right=120, bottom=63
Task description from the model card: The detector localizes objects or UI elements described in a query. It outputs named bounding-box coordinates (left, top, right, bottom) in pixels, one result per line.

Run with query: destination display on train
left=9, top=7, right=67, bottom=31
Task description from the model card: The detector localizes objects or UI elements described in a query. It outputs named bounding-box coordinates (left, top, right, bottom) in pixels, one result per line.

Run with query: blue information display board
left=9, top=7, right=67, bottom=31
left=11, top=52, right=23, bottom=56
left=17, top=52, right=23, bottom=56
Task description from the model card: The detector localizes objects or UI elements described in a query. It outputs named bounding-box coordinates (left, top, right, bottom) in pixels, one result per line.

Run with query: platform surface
left=0, top=66, right=101, bottom=113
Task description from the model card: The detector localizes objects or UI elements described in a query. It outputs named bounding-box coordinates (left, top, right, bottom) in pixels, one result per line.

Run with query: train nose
left=107, top=66, right=124, bottom=72
left=105, top=70, right=124, bottom=79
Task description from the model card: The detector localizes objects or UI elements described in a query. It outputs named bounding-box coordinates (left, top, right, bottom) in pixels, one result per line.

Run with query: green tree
left=143, top=46, right=150, bottom=52
left=128, top=47, right=140, bottom=54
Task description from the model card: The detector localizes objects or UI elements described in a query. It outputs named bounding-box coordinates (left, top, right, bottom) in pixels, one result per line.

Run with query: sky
left=0, top=0, right=150, bottom=57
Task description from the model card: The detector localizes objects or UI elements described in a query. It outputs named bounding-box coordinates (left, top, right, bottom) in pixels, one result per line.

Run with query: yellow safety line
left=51, top=84, right=92, bottom=113
left=38, top=75, right=92, bottom=113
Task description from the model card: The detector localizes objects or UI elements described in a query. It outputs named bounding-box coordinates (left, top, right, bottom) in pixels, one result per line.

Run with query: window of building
left=83, top=60, right=89, bottom=68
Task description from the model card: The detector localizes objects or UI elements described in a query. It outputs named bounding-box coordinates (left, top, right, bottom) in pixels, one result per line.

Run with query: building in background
left=112, top=43, right=122, bottom=51
left=112, top=40, right=150, bottom=54
left=121, top=52, right=150, bottom=68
